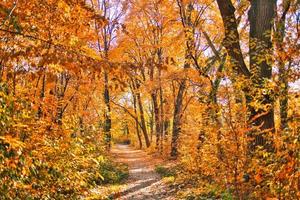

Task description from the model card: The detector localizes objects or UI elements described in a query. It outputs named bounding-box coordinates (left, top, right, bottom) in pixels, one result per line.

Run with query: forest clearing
left=0, top=0, right=299, bottom=199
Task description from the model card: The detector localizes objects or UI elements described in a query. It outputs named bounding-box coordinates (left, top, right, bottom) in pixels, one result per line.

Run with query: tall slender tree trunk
left=158, top=49, right=164, bottom=153
left=152, top=92, right=160, bottom=150
left=159, top=83, right=164, bottom=153
left=149, top=105, right=154, bottom=143
left=56, top=73, right=64, bottom=125
left=38, top=70, right=46, bottom=118
left=0, top=63, right=3, bottom=82
left=170, top=1, right=193, bottom=158
left=150, top=58, right=161, bottom=150
left=279, top=66, right=289, bottom=130
left=103, top=70, right=112, bottom=150
left=12, top=69, right=16, bottom=96
left=171, top=80, right=186, bottom=157
left=135, top=80, right=150, bottom=147
left=209, top=60, right=225, bottom=160
left=132, top=88, right=143, bottom=149
left=275, top=0, right=291, bottom=130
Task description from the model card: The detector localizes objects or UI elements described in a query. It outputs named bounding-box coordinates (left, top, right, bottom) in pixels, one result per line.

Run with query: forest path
left=109, top=144, right=176, bottom=200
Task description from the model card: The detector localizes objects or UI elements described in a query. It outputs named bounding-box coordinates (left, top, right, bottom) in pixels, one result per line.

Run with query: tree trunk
left=56, top=72, right=69, bottom=125
left=159, top=84, right=164, bottom=154
left=0, top=63, right=3, bottom=82
left=216, top=0, right=251, bottom=77
left=171, top=80, right=186, bottom=157
left=152, top=92, right=160, bottom=150
left=136, top=80, right=151, bottom=147
left=216, top=0, right=276, bottom=150
left=170, top=1, right=193, bottom=158
left=149, top=104, right=154, bottom=143
left=103, top=71, right=112, bottom=150
left=38, top=70, right=46, bottom=118
left=275, top=0, right=291, bottom=130
left=248, top=0, right=276, bottom=148
left=149, top=55, right=161, bottom=151
left=209, top=59, right=225, bottom=160
left=79, top=116, right=84, bottom=135
left=12, top=69, right=16, bottom=96
left=132, top=88, right=143, bottom=149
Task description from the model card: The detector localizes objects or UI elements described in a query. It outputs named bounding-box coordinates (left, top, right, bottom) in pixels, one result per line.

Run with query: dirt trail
left=110, top=144, right=176, bottom=200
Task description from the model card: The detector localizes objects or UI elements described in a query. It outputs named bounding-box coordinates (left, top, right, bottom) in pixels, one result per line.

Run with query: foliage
left=0, top=85, right=128, bottom=199
left=0, top=0, right=299, bottom=199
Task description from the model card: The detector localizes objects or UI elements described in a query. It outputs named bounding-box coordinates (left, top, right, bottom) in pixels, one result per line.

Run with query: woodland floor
left=89, top=144, right=177, bottom=200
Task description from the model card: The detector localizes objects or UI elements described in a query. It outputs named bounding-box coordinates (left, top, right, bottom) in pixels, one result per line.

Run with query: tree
left=216, top=0, right=277, bottom=150
left=275, top=0, right=292, bottom=130
left=90, top=0, right=127, bottom=150
left=170, top=0, right=194, bottom=158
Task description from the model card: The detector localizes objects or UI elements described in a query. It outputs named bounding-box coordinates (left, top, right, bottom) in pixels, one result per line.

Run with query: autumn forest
left=0, top=0, right=299, bottom=199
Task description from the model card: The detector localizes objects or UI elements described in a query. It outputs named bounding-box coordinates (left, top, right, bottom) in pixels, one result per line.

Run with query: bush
left=89, top=159, right=129, bottom=185
left=155, top=165, right=176, bottom=178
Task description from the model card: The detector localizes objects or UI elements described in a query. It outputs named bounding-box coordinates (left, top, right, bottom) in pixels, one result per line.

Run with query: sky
left=290, top=79, right=300, bottom=92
